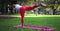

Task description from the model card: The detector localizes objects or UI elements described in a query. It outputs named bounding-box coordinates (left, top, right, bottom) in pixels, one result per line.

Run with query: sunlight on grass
left=10, top=14, right=60, bottom=17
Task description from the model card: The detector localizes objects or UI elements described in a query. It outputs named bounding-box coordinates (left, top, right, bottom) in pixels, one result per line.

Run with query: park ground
left=0, top=14, right=60, bottom=31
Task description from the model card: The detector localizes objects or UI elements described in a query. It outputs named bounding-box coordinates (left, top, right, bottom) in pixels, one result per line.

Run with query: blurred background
left=0, top=0, right=60, bottom=15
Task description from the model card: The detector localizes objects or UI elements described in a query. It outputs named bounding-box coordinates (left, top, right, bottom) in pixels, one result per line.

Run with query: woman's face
left=12, top=4, right=15, bottom=8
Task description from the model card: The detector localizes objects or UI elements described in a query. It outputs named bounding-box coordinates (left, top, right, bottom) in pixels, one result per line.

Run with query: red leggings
left=19, top=5, right=38, bottom=26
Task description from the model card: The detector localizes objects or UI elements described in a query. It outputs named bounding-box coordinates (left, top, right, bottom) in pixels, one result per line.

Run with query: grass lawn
left=0, top=15, right=60, bottom=31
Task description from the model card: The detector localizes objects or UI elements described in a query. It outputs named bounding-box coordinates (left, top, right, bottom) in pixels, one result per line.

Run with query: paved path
left=0, top=15, right=16, bottom=18
left=0, top=15, right=60, bottom=18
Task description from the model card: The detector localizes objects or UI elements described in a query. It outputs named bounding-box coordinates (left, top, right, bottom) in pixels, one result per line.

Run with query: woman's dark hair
left=12, top=0, right=18, bottom=4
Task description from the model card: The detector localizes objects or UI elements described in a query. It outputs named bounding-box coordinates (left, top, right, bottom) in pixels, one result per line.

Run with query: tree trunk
left=0, top=0, right=8, bottom=14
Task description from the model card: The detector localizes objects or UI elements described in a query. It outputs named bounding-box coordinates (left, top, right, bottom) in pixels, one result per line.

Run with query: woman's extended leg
left=20, top=7, right=26, bottom=27
left=20, top=5, right=39, bottom=27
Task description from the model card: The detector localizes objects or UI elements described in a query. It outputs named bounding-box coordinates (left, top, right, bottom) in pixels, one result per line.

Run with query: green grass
left=10, top=14, right=60, bottom=17
left=0, top=16, right=60, bottom=31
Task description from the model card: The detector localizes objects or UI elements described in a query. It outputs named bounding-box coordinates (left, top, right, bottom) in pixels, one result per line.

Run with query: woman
left=12, top=1, right=40, bottom=27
